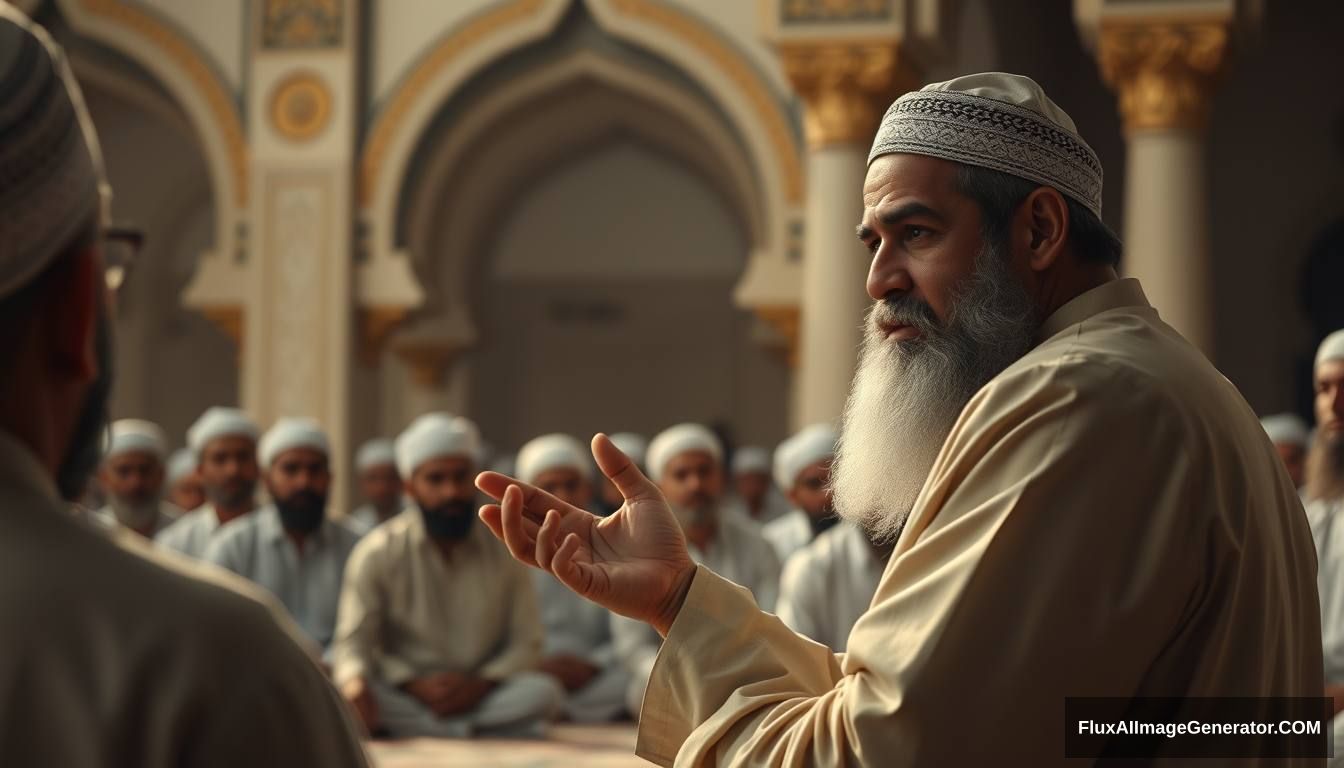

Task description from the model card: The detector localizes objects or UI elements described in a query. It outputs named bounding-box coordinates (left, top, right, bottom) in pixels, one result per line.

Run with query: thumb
left=592, top=433, right=662, bottom=504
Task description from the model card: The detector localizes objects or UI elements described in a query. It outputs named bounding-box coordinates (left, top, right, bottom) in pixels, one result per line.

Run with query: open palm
left=476, top=434, right=696, bottom=633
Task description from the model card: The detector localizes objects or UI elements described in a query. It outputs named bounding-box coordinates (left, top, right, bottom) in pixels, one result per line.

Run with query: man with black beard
left=94, top=418, right=179, bottom=537
left=1304, top=330, right=1344, bottom=718
left=475, top=73, right=1321, bottom=765
left=156, top=405, right=260, bottom=559
left=0, top=7, right=367, bottom=765
left=762, top=423, right=839, bottom=562
left=331, top=412, right=561, bottom=739
left=204, top=418, right=360, bottom=650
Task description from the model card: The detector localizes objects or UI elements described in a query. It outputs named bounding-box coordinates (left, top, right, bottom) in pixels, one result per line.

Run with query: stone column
left=779, top=43, right=917, bottom=425
left=244, top=0, right=359, bottom=510
left=1093, top=15, right=1233, bottom=357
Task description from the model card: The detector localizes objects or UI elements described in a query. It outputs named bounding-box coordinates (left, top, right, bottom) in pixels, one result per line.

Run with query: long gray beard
left=1307, top=433, right=1344, bottom=502
left=832, top=242, right=1038, bottom=545
left=110, top=496, right=159, bottom=530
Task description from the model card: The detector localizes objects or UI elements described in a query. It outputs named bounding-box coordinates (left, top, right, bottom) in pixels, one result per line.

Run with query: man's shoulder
left=347, top=510, right=415, bottom=567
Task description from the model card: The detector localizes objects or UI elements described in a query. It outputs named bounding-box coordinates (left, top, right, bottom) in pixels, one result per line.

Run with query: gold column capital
left=393, top=337, right=466, bottom=388
left=358, top=306, right=410, bottom=365
left=755, top=305, right=801, bottom=369
left=199, top=305, right=243, bottom=355
left=1097, top=18, right=1230, bottom=135
left=778, top=41, right=918, bottom=149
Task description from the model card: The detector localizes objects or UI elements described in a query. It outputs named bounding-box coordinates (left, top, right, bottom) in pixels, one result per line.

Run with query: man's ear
left=1021, top=187, right=1069, bottom=273
left=44, top=247, right=101, bottom=380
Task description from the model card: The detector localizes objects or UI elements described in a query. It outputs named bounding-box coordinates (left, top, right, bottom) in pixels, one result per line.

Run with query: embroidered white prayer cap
left=104, top=419, right=167, bottom=461
left=646, top=423, right=722, bottom=484
left=1260, top=414, right=1310, bottom=448
left=609, top=433, right=648, bottom=469
left=258, top=418, right=329, bottom=468
left=773, top=423, right=838, bottom=492
left=0, top=5, right=111, bottom=300
left=395, top=413, right=483, bottom=478
left=516, top=434, right=592, bottom=485
left=355, top=438, right=397, bottom=473
left=187, top=407, right=259, bottom=454
left=731, top=447, right=770, bottom=476
left=166, top=448, right=197, bottom=485
left=1316, top=330, right=1344, bottom=371
left=869, top=72, right=1104, bottom=219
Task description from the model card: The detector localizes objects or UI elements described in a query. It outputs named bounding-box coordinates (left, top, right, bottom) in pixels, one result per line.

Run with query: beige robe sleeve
left=636, top=359, right=1202, bottom=766
left=478, top=557, right=544, bottom=680
left=329, top=538, right=385, bottom=686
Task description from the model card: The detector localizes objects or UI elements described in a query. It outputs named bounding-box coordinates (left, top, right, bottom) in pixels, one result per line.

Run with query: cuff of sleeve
left=635, top=565, right=761, bottom=767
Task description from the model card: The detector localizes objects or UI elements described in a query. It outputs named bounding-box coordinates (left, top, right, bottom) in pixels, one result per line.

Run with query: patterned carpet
left=367, top=724, right=648, bottom=767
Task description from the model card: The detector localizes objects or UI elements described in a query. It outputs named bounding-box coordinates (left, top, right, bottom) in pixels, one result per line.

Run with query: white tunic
left=776, top=523, right=885, bottom=652
left=202, top=506, right=362, bottom=649
left=156, top=504, right=251, bottom=560
left=762, top=510, right=813, bottom=564
left=1307, top=496, right=1344, bottom=683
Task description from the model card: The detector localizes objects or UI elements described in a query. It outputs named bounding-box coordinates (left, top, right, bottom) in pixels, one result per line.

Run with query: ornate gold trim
left=607, top=0, right=804, bottom=203
left=358, top=306, right=409, bottom=365
left=269, top=71, right=333, bottom=142
left=1097, top=18, right=1230, bottom=135
left=755, top=304, right=800, bottom=368
left=778, top=41, right=918, bottom=148
left=81, top=0, right=249, bottom=205
left=199, top=305, right=243, bottom=352
left=393, top=337, right=462, bottom=388
left=360, top=0, right=546, bottom=206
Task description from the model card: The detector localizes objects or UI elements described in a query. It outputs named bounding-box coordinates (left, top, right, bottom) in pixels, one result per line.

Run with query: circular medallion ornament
left=270, top=72, right=332, bottom=142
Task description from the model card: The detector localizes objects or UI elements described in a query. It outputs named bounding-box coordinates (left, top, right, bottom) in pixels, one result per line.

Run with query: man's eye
left=905, top=226, right=928, bottom=242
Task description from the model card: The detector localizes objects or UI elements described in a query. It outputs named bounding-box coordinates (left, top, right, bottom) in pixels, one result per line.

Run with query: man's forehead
left=1318, top=359, right=1344, bottom=384
left=862, top=153, right=961, bottom=219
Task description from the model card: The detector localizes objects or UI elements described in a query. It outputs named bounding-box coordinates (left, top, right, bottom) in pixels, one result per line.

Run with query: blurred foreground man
left=0, top=8, right=366, bottom=765
left=477, top=73, right=1322, bottom=766
left=332, top=413, right=561, bottom=738
left=95, top=418, right=178, bottom=537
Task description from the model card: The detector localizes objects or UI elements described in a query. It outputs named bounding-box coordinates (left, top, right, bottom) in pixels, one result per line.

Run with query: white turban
left=870, top=72, right=1102, bottom=219
left=1316, top=330, right=1344, bottom=371
left=0, top=6, right=110, bottom=301
left=104, top=419, right=167, bottom=461
left=355, top=438, right=397, bottom=473
left=516, top=434, right=592, bottom=484
left=1261, top=414, right=1310, bottom=448
left=395, top=412, right=483, bottom=478
left=731, top=447, right=770, bottom=476
left=609, top=432, right=648, bottom=468
left=166, top=448, right=197, bottom=486
left=258, top=418, right=329, bottom=468
left=773, top=423, right=838, bottom=491
left=187, top=407, right=258, bottom=454
left=646, top=423, right=722, bottom=484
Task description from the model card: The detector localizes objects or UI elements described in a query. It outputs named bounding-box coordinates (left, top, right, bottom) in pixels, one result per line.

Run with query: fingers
left=591, top=433, right=663, bottom=504
left=476, top=471, right=586, bottom=522
left=551, top=532, right=592, bottom=595
left=498, top=485, right=540, bottom=568
left=479, top=504, right=540, bottom=544
left=535, top=508, right=562, bottom=572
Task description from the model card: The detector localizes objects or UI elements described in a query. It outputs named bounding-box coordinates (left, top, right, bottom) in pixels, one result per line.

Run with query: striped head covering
left=0, top=5, right=109, bottom=300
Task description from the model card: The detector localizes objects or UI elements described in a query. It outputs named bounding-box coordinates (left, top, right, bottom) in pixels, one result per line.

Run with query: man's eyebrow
left=855, top=202, right=945, bottom=241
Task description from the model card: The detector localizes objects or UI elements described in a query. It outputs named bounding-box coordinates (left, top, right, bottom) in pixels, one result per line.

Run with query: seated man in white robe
left=164, top=447, right=205, bottom=514
left=611, top=423, right=780, bottom=716
left=730, top=446, right=790, bottom=524
left=1262, top=413, right=1310, bottom=492
left=1306, top=331, right=1344, bottom=719
left=517, top=433, right=629, bottom=723
left=762, top=423, right=840, bottom=563
left=93, top=419, right=180, bottom=538
left=203, top=418, right=360, bottom=651
left=778, top=523, right=892, bottom=652
left=347, top=438, right=401, bottom=536
left=156, top=406, right=259, bottom=559
left=331, top=413, right=561, bottom=739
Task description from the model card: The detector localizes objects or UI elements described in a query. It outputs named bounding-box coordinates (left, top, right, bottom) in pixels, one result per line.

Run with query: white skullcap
left=395, top=412, right=483, bottom=478
left=646, top=423, right=722, bottom=484
left=166, top=448, right=197, bottom=486
left=1316, top=330, right=1344, bottom=371
left=104, top=419, right=167, bottom=461
left=258, top=418, right=329, bottom=468
left=0, top=6, right=110, bottom=301
left=355, top=438, right=397, bottom=473
left=773, top=423, right=838, bottom=491
left=1261, top=414, right=1310, bottom=448
left=609, top=433, right=647, bottom=468
left=516, top=434, right=592, bottom=484
left=870, top=72, right=1102, bottom=219
left=187, top=407, right=259, bottom=454
left=731, top=447, right=770, bottom=476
